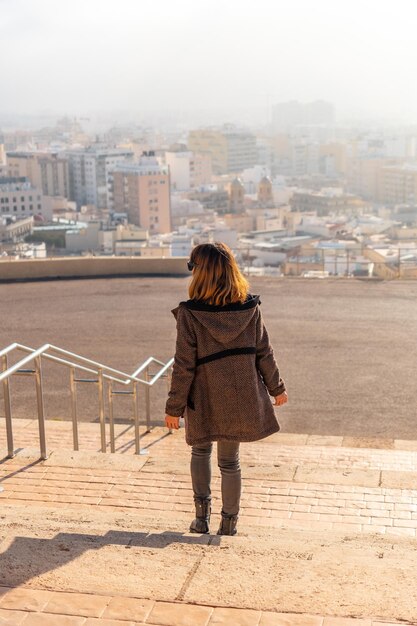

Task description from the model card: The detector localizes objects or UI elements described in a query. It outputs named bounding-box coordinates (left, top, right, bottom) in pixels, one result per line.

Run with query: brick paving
left=0, top=419, right=416, bottom=624
left=2, top=420, right=417, bottom=538
left=2, top=455, right=417, bottom=537
left=0, top=587, right=411, bottom=625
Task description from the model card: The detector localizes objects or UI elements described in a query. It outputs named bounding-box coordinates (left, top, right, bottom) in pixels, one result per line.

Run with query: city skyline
left=1, top=0, right=417, bottom=124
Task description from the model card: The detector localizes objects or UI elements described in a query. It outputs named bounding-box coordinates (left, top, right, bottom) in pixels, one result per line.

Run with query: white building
left=153, top=232, right=194, bottom=257
left=66, top=146, right=134, bottom=209
left=240, top=165, right=271, bottom=194
left=349, top=215, right=393, bottom=237
left=13, top=242, right=46, bottom=258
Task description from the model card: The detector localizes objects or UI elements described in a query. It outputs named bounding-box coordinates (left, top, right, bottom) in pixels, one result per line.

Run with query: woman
left=165, top=242, right=288, bottom=536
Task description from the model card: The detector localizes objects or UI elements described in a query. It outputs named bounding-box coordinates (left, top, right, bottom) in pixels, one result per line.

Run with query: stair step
left=1, top=424, right=417, bottom=623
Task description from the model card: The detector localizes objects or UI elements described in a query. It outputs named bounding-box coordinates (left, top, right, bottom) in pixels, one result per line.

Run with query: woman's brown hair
left=188, top=242, right=249, bottom=306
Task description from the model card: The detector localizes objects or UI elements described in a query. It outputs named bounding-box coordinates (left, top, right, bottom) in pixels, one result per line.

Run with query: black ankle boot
left=217, top=511, right=238, bottom=536
left=189, top=497, right=211, bottom=534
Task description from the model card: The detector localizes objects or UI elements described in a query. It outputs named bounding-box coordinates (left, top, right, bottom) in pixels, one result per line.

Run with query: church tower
left=228, top=177, right=245, bottom=213
left=257, top=175, right=273, bottom=206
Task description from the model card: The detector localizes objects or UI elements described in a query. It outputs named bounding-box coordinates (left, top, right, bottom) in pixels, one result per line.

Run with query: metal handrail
left=1, top=342, right=174, bottom=460
left=0, top=344, right=172, bottom=386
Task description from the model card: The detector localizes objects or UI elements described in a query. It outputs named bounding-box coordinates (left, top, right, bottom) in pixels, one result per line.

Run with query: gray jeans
left=191, top=441, right=241, bottom=516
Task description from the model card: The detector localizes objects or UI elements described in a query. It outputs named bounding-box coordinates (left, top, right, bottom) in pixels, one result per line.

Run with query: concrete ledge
left=0, top=256, right=189, bottom=282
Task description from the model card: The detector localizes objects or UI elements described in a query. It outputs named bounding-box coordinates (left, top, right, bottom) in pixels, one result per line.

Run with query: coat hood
left=172, top=294, right=260, bottom=344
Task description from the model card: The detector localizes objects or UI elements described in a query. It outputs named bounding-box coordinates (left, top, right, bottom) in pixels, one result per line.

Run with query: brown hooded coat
left=165, top=295, right=286, bottom=446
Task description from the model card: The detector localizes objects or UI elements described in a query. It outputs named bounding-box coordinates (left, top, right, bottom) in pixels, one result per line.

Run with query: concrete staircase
left=1, top=418, right=417, bottom=625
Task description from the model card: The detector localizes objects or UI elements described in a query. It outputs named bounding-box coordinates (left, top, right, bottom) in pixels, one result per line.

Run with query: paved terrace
left=1, top=418, right=417, bottom=625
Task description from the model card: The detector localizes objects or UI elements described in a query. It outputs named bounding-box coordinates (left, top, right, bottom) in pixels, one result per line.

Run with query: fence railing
left=0, top=343, right=173, bottom=460
left=281, top=247, right=417, bottom=279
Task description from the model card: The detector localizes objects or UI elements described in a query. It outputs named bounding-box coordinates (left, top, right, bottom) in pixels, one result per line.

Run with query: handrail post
left=98, top=367, right=106, bottom=453
left=108, top=380, right=115, bottom=453
left=133, top=381, right=148, bottom=455
left=34, top=356, right=47, bottom=460
left=69, top=367, right=79, bottom=451
left=166, top=368, right=173, bottom=434
left=2, top=355, right=14, bottom=458
left=133, top=381, right=140, bottom=455
left=145, top=366, right=151, bottom=432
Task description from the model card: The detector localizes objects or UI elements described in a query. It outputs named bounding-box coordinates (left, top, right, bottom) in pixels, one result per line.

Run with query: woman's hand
left=165, top=415, right=180, bottom=430
left=274, top=391, right=288, bottom=407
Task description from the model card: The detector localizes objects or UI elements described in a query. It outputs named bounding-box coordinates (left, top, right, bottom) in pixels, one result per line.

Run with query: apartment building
left=66, top=146, right=134, bottom=209
left=6, top=151, right=70, bottom=198
left=109, top=154, right=171, bottom=234
left=0, top=177, right=46, bottom=220
left=379, top=164, right=417, bottom=206
left=346, top=157, right=403, bottom=202
left=165, top=151, right=212, bottom=190
left=188, top=127, right=257, bottom=174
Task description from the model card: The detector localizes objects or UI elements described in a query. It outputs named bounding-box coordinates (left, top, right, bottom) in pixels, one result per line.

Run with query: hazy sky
left=1, top=0, right=417, bottom=122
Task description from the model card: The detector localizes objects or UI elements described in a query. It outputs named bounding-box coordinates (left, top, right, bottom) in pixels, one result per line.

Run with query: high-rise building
left=188, top=127, right=257, bottom=174
left=109, top=153, right=171, bottom=234
left=66, top=146, right=134, bottom=209
left=6, top=152, right=70, bottom=199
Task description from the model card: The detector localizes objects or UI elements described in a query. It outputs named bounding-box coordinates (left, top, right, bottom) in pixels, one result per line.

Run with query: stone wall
left=0, top=256, right=189, bottom=282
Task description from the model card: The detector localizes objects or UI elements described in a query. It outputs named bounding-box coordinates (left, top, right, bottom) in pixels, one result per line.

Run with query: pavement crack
left=175, top=541, right=211, bottom=601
